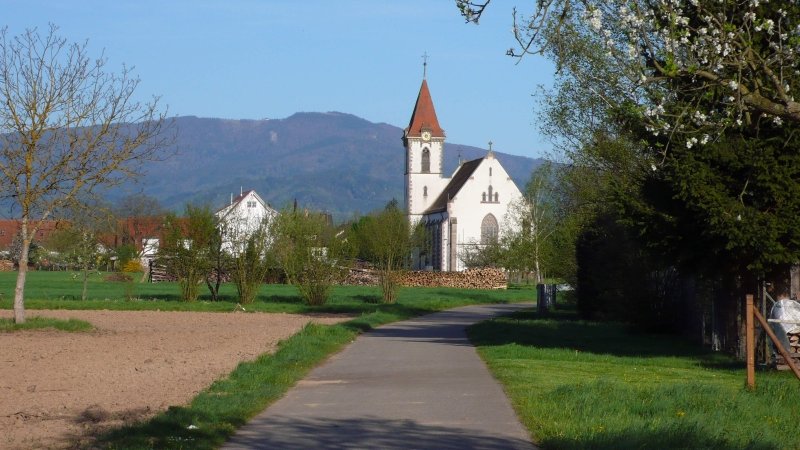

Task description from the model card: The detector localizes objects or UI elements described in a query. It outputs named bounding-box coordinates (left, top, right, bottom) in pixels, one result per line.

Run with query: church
left=403, top=77, right=523, bottom=271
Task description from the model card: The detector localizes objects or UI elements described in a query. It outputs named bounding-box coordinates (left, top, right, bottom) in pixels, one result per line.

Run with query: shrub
left=122, top=260, right=143, bottom=273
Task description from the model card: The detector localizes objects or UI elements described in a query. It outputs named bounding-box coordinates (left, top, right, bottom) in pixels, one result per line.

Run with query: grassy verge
left=0, top=316, right=93, bottom=332
left=469, top=308, right=800, bottom=449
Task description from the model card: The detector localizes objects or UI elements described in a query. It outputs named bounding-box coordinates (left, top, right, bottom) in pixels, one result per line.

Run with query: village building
left=215, top=189, right=277, bottom=253
left=404, top=78, right=523, bottom=271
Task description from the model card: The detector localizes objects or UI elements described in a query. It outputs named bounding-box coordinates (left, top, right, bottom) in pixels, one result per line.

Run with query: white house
left=215, top=189, right=277, bottom=253
left=404, top=78, right=523, bottom=271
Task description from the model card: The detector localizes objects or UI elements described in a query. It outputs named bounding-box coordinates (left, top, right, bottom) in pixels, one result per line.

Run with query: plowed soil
left=0, top=309, right=349, bottom=449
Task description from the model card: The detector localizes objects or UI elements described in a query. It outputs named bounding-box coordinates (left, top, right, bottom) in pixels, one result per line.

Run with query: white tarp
left=769, top=299, right=800, bottom=352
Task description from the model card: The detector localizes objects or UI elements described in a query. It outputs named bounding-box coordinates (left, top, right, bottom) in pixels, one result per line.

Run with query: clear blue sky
left=4, top=0, right=555, bottom=159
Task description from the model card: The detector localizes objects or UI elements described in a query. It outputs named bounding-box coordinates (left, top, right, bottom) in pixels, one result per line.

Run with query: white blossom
left=589, top=9, right=602, bottom=31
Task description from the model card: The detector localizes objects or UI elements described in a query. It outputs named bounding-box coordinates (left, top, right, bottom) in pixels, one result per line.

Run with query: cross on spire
left=422, top=52, right=429, bottom=79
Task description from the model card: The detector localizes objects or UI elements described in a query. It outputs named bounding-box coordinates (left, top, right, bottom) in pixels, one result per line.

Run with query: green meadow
left=469, top=308, right=800, bottom=450
left=0, top=270, right=533, bottom=315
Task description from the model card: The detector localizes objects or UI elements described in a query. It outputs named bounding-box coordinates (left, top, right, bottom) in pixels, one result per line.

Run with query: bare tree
left=351, top=203, right=411, bottom=304
left=46, top=200, right=116, bottom=300
left=0, top=25, right=171, bottom=323
left=273, top=208, right=349, bottom=306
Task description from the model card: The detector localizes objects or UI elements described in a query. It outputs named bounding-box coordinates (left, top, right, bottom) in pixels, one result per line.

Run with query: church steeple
left=404, top=74, right=446, bottom=227
left=404, top=79, right=445, bottom=140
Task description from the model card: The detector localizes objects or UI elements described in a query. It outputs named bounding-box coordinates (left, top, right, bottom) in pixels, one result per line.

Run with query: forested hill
left=119, top=113, right=545, bottom=220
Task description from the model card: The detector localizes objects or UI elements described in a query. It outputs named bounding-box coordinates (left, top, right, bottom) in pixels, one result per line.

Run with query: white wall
left=216, top=191, right=276, bottom=254
left=446, top=155, right=523, bottom=271
left=406, top=137, right=447, bottom=223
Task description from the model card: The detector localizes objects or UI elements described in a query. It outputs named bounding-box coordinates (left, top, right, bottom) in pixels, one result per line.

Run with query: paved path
left=223, top=303, right=537, bottom=450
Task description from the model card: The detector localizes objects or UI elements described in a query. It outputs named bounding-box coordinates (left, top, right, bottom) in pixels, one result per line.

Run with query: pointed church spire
left=405, top=79, right=445, bottom=138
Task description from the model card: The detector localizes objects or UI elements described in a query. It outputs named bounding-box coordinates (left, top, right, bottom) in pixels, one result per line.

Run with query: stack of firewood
left=397, top=268, right=508, bottom=289
left=0, top=259, right=13, bottom=271
left=342, top=267, right=379, bottom=286
left=789, top=332, right=800, bottom=355
left=149, top=264, right=176, bottom=282
left=340, top=267, right=508, bottom=289
left=776, top=331, right=800, bottom=370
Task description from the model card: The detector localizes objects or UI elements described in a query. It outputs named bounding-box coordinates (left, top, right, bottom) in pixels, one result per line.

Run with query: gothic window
left=482, top=192, right=487, bottom=202
left=494, top=192, right=499, bottom=202
left=423, top=186, right=428, bottom=197
left=421, top=148, right=431, bottom=173
left=489, top=167, right=492, bottom=176
left=487, top=185, right=493, bottom=200
left=481, top=214, right=499, bottom=244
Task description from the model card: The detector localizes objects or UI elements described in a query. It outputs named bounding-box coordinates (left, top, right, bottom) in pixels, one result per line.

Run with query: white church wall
left=406, top=137, right=448, bottom=222
left=446, top=157, right=523, bottom=271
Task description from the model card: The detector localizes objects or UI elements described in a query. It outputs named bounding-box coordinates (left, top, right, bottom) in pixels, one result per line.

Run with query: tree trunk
left=14, top=219, right=30, bottom=324
left=82, top=262, right=89, bottom=301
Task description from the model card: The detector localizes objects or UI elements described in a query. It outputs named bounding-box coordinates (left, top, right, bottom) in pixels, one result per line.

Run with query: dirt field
left=0, top=309, right=349, bottom=449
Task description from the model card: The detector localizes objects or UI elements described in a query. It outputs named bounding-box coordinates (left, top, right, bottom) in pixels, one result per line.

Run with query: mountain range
left=111, top=113, right=545, bottom=220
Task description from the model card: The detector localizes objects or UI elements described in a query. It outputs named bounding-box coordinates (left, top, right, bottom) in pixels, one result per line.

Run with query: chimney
left=230, top=193, right=233, bottom=205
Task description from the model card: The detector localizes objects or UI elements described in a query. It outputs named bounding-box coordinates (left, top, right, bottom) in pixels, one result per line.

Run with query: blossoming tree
left=458, top=0, right=800, bottom=154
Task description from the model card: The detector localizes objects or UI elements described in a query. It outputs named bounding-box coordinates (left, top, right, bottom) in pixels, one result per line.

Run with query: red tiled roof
left=98, top=216, right=169, bottom=251
left=230, top=190, right=255, bottom=207
left=405, top=79, right=444, bottom=138
left=0, top=220, right=66, bottom=250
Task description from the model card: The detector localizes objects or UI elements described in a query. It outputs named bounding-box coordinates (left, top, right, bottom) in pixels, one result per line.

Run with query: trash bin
left=537, top=283, right=557, bottom=313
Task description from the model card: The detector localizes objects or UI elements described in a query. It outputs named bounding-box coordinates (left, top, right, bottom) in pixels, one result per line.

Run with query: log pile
left=342, top=267, right=507, bottom=290
left=343, top=267, right=379, bottom=286
left=397, top=268, right=507, bottom=289
left=776, top=331, right=800, bottom=370
left=0, top=259, right=13, bottom=271
left=149, top=264, right=176, bottom=282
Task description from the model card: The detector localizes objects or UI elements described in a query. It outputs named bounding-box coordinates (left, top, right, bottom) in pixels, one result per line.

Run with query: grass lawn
left=1, top=270, right=536, bottom=449
left=0, top=270, right=534, bottom=316
left=469, top=307, right=800, bottom=449
left=0, top=316, right=93, bottom=332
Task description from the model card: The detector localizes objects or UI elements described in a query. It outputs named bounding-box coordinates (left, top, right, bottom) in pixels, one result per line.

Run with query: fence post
left=746, top=294, right=755, bottom=390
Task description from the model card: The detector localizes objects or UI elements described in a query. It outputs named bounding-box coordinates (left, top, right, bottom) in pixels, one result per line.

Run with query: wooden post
left=746, top=294, right=755, bottom=389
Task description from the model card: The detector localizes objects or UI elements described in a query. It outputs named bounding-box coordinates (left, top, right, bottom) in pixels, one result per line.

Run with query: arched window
left=423, top=186, right=428, bottom=197
left=421, top=148, right=431, bottom=173
left=489, top=167, right=493, bottom=176
left=481, top=214, right=499, bottom=244
left=487, top=185, right=493, bottom=200
left=482, top=192, right=487, bottom=202
left=494, top=192, right=499, bottom=202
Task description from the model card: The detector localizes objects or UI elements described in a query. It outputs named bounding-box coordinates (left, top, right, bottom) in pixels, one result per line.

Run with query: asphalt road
left=223, top=303, right=538, bottom=450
